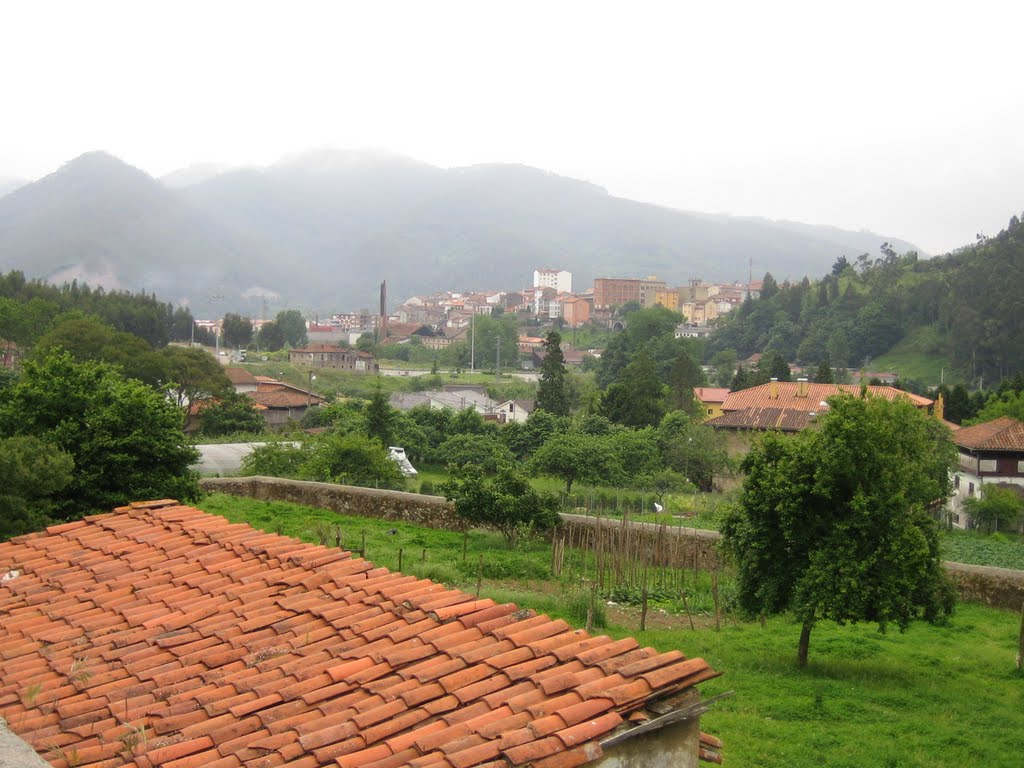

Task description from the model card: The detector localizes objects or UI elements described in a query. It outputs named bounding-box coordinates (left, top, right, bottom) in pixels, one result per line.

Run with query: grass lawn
left=195, top=493, right=1024, bottom=768
left=870, top=325, right=960, bottom=386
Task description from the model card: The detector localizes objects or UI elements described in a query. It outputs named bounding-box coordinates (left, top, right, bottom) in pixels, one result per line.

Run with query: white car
left=388, top=446, right=418, bottom=477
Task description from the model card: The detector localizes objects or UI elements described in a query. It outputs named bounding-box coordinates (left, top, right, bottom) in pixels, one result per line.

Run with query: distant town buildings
left=533, top=268, right=572, bottom=294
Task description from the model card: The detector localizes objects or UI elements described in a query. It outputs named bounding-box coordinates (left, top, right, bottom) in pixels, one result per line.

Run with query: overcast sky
left=2, top=1, right=1021, bottom=255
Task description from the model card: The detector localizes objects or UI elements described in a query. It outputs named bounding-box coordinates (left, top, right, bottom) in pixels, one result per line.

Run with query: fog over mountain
left=0, top=177, right=25, bottom=198
left=0, top=150, right=922, bottom=317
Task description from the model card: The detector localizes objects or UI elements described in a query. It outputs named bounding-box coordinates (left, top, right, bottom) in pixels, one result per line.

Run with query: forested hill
left=704, top=215, right=1024, bottom=386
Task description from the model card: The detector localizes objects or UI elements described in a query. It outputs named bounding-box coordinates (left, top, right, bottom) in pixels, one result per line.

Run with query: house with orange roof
left=948, top=416, right=1024, bottom=530
left=0, top=499, right=723, bottom=768
left=707, top=379, right=933, bottom=456
left=693, top=387, right=730, bottom=420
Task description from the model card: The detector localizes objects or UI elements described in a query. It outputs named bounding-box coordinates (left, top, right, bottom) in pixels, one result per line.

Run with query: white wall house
left=533, top=268, right=572, bottom=294
left=949, top=417, right=1024, bottom=530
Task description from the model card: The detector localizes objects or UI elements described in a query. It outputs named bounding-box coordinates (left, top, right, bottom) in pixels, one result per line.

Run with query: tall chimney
left=934, top=392, right=945, bottom=422
left=770, top=378, right=778, bottom=399
left=797, top=377, right=808, bottom=398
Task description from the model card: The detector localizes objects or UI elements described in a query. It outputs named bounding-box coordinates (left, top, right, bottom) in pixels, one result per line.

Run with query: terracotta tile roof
left=693, top=388, right=730, bottom=404
left=225, top=367, right=258, bottom=386
left=0, top=501, right=719, bottom=768
left=706, top=407, right=815, bottom=432
left=249, top=390, right=326, bottom=409
left=953, top=417, right=1024, bottom=451
left=722, top=382, right=932, bottom=413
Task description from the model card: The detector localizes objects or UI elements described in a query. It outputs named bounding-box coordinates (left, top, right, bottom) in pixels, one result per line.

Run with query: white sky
left=2, top=0, right=1021, bottom=255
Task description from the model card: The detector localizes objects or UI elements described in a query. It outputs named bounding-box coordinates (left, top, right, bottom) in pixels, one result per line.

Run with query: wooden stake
left=681, top=590, right=695, bottom=631
left=398, top=547, right=403, bottom=571
left=476, top=555, right=483, bottom=597
left=711, top=569, right=721, bottom=632
left=1017, top=601, right=1023, bottom=671
left=640, top=588, right=649, bottom=632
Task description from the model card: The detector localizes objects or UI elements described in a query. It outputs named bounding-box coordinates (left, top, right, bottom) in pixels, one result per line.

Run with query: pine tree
left=536, top=331, right=570, bottom=416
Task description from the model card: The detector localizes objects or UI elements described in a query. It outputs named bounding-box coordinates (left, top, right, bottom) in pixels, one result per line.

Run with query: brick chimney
left=769, top=378, right=778, bottom=399
left=934, top=393, right=945, bottom=422
left=797, top=377, right=808, bottom=398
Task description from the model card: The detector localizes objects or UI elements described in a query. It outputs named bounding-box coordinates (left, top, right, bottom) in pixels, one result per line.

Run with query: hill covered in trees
left=704, top=215, right=1024, bottom=388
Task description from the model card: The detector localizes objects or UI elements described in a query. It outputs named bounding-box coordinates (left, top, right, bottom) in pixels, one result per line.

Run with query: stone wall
left=200, top=476, right=466, bottom=531
left=200, top=477, right=1024, bottom=611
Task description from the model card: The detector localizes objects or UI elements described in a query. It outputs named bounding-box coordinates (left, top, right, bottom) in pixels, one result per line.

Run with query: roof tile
left=0, top=502, right=718, bottom=768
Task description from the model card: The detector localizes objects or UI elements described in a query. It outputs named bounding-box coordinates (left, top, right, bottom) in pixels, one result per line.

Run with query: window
left=707, top=408, right=713, bottom=415
left=979, top=459, right=997, bottom=473
left=1018, top=460, right=1024, bottom=473
left=968, top=482, right=975, bottom=495
left=954, top=475, right=960, bottom=489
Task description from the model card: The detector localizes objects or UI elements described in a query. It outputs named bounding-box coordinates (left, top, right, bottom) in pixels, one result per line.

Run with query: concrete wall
left=199, top=477, right=1024, bottom=610
left=0, top=718, right=49, bottom=768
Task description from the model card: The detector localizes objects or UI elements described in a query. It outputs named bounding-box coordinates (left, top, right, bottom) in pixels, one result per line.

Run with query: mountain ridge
left=0, top=150, right=923, bottom=316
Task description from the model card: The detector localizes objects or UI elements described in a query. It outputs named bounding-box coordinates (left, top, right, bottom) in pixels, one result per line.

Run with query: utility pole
left=496, top=335, right=501, bottom=380
left=470, top=313, right=475, bottom=373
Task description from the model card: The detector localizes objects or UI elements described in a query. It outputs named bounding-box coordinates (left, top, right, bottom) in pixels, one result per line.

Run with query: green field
left=196, top=493, right=1024, bottom=768
left=870, top=325, right=961, bottom=386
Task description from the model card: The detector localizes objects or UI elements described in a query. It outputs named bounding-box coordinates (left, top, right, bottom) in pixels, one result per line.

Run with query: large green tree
left=536, top=330, right=570, bottom=416
left=275, top=309, right=309, bottom=348
left=721, top=395, right=956, bottom=666
left=158, top=345, right=232, bottom=424
left=0, top=436, right=74, bottom=539
left=301, top=432, right=404, bottom=489
left=199, top=392, right=265, bottom=437
left=222, top=313, right=254, bottom=348
left=601, top=347, right=666, bottom=428
left=530, top=431, right=621, bottom=493
left=0, top=351, right=200, bottom=518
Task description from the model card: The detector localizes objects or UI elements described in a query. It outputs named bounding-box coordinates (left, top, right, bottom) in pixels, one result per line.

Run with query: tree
left=441, top=463, right=559, bottom=546
left=530, top=432, right=621, bottom=494
left=720, top=395, right=956, bottom=666
left=275, top=309, right=308, bottom=348
left=601, top=347, right=666, bottom=428
left=0, top=351, right=201, bottom=519
left=199, top=392, right=265, bottom=436
left=962, top=485, right=1024, bottom=533
left=669, top=349, right=706, bottom=415
left=33, top=315, right=165, bottom=386
left=812, top=356, right=835, bottom=384
left=364, top=383, right=397, bottom=447
left=657, top=411, right=729, bottom=492
left=536, top=330, right=570, bottom=416
left=969, top=391, right=1024, bottom=424
left=222, top=313, right=253, bottom=348
left=241, top=441, right=309, bottom=478
left=438, top=433, right=515, bottom=473
left=301, top=432, right=405, bottom=489
left=0, top=436, right=74, bottom=539
left=641, top=467, right=689, bottom=505
left=158, top=345, right=232, bottom=425
left=256, top=321, right=285, bottom=351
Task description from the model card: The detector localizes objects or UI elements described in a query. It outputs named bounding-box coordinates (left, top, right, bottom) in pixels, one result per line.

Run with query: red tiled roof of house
left=952, top=416, right=1024, bottom=451
left=693, top=388, right=730, bottom=404
left=0, top=501, right=719, bottom=768
left=723, top=382, right=932, bottom=413
left=249, top=389, right=326, bottom=409
left=706, top=407, right=816, bottom=432
left=225, top=367, right=258, bottom=386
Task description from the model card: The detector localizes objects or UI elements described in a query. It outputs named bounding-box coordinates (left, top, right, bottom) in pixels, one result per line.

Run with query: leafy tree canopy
left=441, top=463, right=559, bottom=546
left=0, top=436, right=74, bottom=539
left=721, top=394, right=956, bottom=666
left=199, top=392, right=265, bottom=437
left=0, top=351, right=200, bottom=519
left=536, top=330, right=570, bottom=416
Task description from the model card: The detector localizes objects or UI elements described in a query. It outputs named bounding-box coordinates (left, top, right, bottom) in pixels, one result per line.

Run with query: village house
left=948, top=416, right=1024, bottom=530
left=288, top=343, right=378, bottom=373
left=249, top=375, right=327, bottom=426
left=693, top=387, right=730, bottom=420
left=0, top=499, right=722, bottom=768
left=706, top=379, right=933, bottom=456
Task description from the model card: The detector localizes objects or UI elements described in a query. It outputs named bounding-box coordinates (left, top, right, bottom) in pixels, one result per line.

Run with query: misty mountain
left=0, top=177, right=25, bottom=199
left=0, top=150, right=922, bottom=317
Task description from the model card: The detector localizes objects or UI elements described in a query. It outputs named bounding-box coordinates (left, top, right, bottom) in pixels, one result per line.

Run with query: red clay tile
left=554, top=711, right=623, bottom=747
left=335, top=742, right=392, bottom=768
left=144, top=734, right=216, bottom=765
left=503, top=735, right=565, bottom=764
